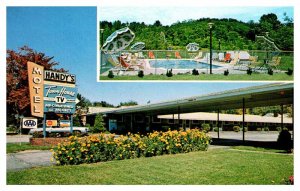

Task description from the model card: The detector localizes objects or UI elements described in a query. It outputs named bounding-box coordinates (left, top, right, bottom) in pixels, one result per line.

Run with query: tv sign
left=22, top=118, right=38, bottom=129
left=44, top=84, right=77, bottom=114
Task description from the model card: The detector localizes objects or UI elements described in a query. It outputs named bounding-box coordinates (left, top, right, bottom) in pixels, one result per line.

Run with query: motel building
left=81, top=83, right=293, bottom=136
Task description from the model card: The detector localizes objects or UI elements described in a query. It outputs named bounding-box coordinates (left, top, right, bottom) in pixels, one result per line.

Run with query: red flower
left=289, top=176, right=294, bottom=185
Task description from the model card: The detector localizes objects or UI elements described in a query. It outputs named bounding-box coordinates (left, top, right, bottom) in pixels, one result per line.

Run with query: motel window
left=192, top=120, right=199, bottom=124
left=168, top=119, right=175, bottom=124
left=116, top=115, right=123, bottom=122
left=134, top=115, right=144, bottom=123
left=152, top=116, right=161, bottom=123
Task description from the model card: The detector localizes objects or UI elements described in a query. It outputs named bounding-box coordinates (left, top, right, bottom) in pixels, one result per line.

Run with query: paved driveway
left=209, top=131, right=281, bottom=142
left=7, top=150, right=55, bottom=172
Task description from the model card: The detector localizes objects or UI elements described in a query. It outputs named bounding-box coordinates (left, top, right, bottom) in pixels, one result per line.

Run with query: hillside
left=100, top=13, right=293, bottom=51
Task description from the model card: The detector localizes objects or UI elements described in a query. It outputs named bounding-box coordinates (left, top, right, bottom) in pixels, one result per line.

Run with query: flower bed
left=52, top=129, right=211, bottom=165
left=30, top=137, right=69, bottom=146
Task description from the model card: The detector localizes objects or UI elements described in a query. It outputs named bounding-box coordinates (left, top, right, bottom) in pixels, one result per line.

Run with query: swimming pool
left=149, top=59, right=221, bottom=69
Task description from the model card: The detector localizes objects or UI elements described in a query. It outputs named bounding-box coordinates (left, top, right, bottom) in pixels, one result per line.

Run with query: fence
left=100, top=50, right=293, bottom=74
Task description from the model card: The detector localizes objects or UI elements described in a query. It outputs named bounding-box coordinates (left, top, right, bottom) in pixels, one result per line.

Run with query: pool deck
left=101, top=58, right=283, bottom=76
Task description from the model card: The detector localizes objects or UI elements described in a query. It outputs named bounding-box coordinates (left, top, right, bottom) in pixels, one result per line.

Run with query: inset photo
left=99, top=6, right=294, bottom=81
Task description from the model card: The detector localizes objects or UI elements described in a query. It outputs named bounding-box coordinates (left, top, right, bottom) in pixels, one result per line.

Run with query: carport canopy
left=106, top=83, right=293, bottom=116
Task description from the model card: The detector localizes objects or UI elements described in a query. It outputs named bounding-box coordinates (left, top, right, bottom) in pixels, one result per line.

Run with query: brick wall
left=30, top=137, right=68, bottom=146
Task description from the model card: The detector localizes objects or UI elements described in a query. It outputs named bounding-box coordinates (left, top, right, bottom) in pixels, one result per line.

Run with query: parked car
left=28, top=127, right=88, bottom=135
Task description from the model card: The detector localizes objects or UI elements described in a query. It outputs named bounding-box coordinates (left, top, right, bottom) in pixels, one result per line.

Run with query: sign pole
left=19, top=117, right=22, bottom=146
left=43, top=114, right=46, bottom=138
left=70, top=115, right=73, bottom=134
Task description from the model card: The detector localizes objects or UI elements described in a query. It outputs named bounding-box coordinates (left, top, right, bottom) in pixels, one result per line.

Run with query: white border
left=1, top=1, right=298, bottom=191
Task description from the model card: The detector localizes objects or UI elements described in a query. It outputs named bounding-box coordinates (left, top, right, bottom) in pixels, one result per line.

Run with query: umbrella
left=186, top=42, right=199, bottom=52
left=130, top=42, right=145, bottom=51
left=102, top=27, right=135, bottom=52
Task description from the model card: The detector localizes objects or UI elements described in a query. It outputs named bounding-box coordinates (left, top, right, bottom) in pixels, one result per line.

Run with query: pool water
left=149, top=59, right=220, bottom=69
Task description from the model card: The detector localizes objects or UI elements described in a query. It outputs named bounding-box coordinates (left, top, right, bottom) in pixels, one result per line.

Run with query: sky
left=7, top=6, right=268, bottom=106
left=99, top=6, right=294, bottom=26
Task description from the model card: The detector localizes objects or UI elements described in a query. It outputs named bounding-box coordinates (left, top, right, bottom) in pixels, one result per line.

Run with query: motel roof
left=158, top=112, right=292, bottom=124
left=90, top=83, right=293, bottom=116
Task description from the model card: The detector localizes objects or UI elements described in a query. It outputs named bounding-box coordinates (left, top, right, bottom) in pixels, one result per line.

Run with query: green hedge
left=52, top=129, right=211, bottom=165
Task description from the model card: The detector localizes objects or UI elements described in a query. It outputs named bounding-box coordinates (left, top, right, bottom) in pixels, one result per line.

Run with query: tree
left=89, top=114, right=106, bottom=133
left=118, top=100, right=138, bottom=107
left=6, top=46, right=66, bottom=126
left=76, top=93, right=92, bottom=109
left=93, top=101, right=114, bottom=107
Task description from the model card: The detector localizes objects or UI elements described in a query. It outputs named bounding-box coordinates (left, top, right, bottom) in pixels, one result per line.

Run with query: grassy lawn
left=7, top=148, right=293, bottom=185
left=100, top=73, right=293, bottom=81
left=6, top=143, right=52, bottom=153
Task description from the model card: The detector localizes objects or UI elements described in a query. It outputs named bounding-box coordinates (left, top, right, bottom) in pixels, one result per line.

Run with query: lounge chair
left=212, top=53, right=218, bottom=60
left=175, top=51, right=182, bottom=59
left=166, top=51, right=172, bottom=59
left=148, top=51, right=155, bottom=59
left=234, top=51, right=251, bottom=70
left=224, top=53, right=231, bottom=63
left=268, top=56, right=281, bottom=70
left=117, top=56, right=142, bottom=71
left=138, top=52, right=144, bottom=59
left=194, top=51, right=203, bottom=60
left=218, top=53, right=224, bottom=61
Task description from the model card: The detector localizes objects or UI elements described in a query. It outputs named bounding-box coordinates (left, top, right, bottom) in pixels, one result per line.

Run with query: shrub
left=213, top=127, right=218, bottom=132
left=224, top=69, right=229, bottom=76
left=73, top=115, right=81, bottom=126
left=201, top=123, right=211, bottom=132
left=276, top=127, right=282, bottom=132
left=246, top=67, right=252, bottom=75
left=267, top=68, right=273, bottom=75
left=161, top=126, right=170, bottom=132
left=192, top=69, right=199, bottom=75
left=233, top=126, right=240, bottom=132
left=243, top=127, right=248, bottom=132
left=52, top=129, right=211, bottom=165
left=256, top=128, right=262, bottom=131
left=286, top=68, right=293, bottom=76
left=138, top=70, right=144, bottom=78
left=277, top=129, right=292, bottom=150
left=32, top=131, right=44, bottom=138
left=89, top=114, right=106, bottom=133
left=264, top=127, right=269, bottom=131
left=108, top=71, right=114, bottom=78
left=283, top=127, right=289, bottom=131
left=166, top=69, right=173, bottom=77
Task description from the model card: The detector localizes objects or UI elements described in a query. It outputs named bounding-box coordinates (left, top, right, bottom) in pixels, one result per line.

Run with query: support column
left=217, top=109, right=220, bottom=139
left=43, top=113, right=46, bottom=138
left=178, top=106, right=181, bottom=130
left=70, top=115, right=73, bottom=134
left=292, top=104, right=294, bottom=141
left=172, top=113, right=175, bottom=129
left=281, top=104, right=284, bottom=129
left=130, top=114, right=133, bottom=132
left=242, top=98, right=245, bottom=142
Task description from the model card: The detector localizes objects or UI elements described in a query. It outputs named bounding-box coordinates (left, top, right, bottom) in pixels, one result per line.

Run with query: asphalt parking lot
left=209, top=131, right=283, bottom=142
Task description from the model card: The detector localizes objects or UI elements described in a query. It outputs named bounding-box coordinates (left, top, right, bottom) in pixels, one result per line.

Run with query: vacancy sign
left=27, top=62, right=44, bottom=117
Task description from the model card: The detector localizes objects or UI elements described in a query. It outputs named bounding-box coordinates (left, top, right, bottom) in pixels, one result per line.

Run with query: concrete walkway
left=7, top=150, right=55, bottom=172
